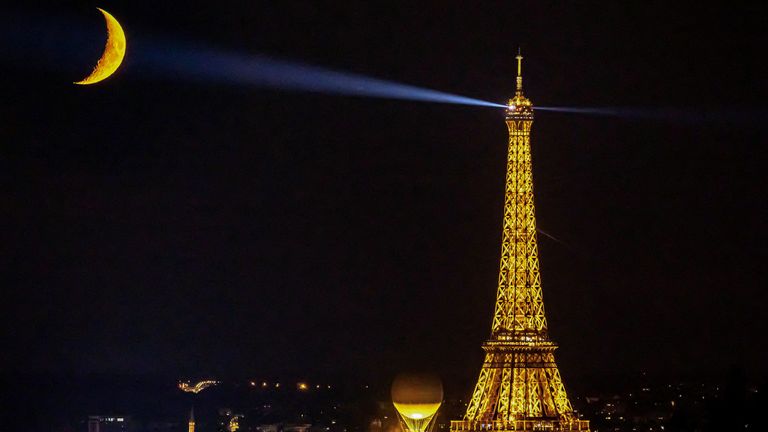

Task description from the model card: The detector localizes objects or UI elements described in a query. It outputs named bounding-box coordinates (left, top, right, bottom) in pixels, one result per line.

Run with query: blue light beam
left=534, top=106, right=768, bottom=125
left=136, top=41, right=506, bottom=108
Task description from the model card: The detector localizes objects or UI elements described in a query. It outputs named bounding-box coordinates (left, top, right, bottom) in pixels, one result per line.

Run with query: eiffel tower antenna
left=450, top=56, right=590, bottom=432
left=188, top=407, right=195, bottom=432
left=516, top=48, right=524, bottom=95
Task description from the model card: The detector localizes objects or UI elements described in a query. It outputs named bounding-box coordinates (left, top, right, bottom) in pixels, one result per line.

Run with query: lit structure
left=450, top=53, right=590, bottom=432
left=87, top=416, right=129, bottom=432
left=179, top=380, right=217, bottom=432
left=391, top=373, right=443, bottom=432
left=188, top=408, right=195, bottom=432
left=178, top=379, right=219, bottom=394
left=228, top=415, right=243, bottom=432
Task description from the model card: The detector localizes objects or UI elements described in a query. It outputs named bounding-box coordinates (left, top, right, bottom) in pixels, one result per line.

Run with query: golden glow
left=451, top=55, right=590, bottom=432
left=74, top=8, right=126, bottom=85
left=298, top=382, right=308, bottom=390
left=228, top=417, right=240, bottom=432
left=178, top=380, right=218, bottom=394
left=393, top=403, right=441, bottom=420
left=392, top=374, right=443, bottom=432
left=188, top=408, right=195, bottom=432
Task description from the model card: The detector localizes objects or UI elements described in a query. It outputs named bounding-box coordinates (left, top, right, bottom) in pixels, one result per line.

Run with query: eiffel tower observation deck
left=450, top=53, right=590, bottom=432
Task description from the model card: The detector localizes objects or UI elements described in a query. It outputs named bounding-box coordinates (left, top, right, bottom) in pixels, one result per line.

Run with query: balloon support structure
left=395, top=410, right=440, bottom=432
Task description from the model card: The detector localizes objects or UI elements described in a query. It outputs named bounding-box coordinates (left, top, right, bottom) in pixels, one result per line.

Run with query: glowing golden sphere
left=391, top=373, right=443, bottom=424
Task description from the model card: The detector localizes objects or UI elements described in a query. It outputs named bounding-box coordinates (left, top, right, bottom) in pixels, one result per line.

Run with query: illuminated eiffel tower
left=450, top=53, right=590, bottom=432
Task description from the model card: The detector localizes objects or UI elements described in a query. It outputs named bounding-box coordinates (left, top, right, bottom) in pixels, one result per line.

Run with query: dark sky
left=2, top=1, right=767, bottom=389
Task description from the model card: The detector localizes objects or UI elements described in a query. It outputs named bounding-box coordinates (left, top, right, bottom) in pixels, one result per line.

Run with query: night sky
left=2, top=1, right=767, bottom=390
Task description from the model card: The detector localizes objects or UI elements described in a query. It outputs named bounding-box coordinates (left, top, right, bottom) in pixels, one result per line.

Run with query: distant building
left=87, top=416, right=130, bottom=432
left=284, top=424, right=312, bottom=432
left=256, top=423, right=312, bottom=432
left=256, top=424, right=280, bottom=432
left=217, top=408, right=245, bottom=432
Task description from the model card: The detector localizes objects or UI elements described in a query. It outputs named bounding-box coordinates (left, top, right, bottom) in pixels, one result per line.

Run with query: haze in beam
left=137, top=41, right=506, bottom=108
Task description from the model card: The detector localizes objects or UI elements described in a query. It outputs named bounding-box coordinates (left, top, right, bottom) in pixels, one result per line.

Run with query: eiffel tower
left=450, top=53, right=590, bottom=432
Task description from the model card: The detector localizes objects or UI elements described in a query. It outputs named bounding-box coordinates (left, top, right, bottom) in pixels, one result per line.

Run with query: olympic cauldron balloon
left=391, top=373, right=443, bottom=432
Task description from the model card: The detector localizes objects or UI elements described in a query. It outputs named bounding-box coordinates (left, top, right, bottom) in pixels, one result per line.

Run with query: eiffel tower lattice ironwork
left=450, top=53, right=590, bottom=432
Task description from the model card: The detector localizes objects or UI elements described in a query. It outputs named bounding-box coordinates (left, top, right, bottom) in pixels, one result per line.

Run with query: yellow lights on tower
left=450, top=54, right=590, bottom=432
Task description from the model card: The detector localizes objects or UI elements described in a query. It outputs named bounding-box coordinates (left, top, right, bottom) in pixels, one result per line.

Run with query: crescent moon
left=74, top=8, right=126, bottom=85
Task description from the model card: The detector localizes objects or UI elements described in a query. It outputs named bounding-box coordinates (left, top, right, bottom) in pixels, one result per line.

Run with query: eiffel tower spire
left=188, top=407, right=195, bottom=432
left=515, top=48, right=524, bottom=96
left=450, top=55, right=590, bottom=432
